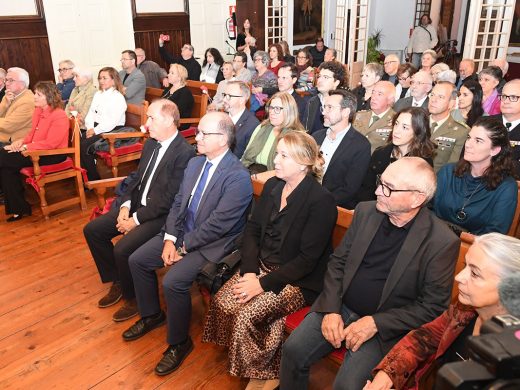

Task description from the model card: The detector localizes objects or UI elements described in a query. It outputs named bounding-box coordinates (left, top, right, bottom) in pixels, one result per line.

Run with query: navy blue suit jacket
left=233, top=110, right=259, bottom=159
left=163, top=150, right=253, bottom=262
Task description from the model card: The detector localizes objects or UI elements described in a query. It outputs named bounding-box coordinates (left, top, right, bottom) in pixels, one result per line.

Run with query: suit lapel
left=325, top=130, right=354, bottom=175
left=278, top=177, right=312, bottom=246
left=148, top=134, right=180, bottom=184
left=181, top=157, right=205, bottom=212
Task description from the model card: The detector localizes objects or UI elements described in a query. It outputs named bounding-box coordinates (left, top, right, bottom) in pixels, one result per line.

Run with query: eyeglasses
left=253, top=58, right=263, bottom=62
left=296, top=56, right=308, bottom=60
left=376, top=175, right=422, bottom=197
left=410, top=80, right=431, bottom=86
left=57, top=67, right=73, bottom=72
left=267, top=106, right=284, bottom=114
left=222, top=93, right=243, bottom=100
left=397, top=75, right=410, bottom=81
left=499, top=94, right=519, bottom=103
left=196, top=129, right=224, bottom=139
left=120, top=58, right=132, bottom=62
left=320, top=104, right=342, bottom=113
left=317, top=74, right=333, bottom=80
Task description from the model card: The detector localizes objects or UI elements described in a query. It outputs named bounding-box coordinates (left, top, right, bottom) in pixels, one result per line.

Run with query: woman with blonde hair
left=161, top=63, right=194, bottom=128
left=241, top=91, right=305, bottom=173
left=204, top=131, right=338, bottom=390
left=351, top=62, right=384, bottom=110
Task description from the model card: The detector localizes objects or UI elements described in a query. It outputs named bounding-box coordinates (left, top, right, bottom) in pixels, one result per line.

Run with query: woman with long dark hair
left=451, top=79, right=485, bottom=128
left=200, top=47, right=224, bottom=84
left=433, top=117, right=518, bottom=235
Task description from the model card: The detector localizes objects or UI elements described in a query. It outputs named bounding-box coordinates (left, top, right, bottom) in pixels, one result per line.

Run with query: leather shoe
left=122, top=311, right=166, bottom=341
left=155, top=338, right=194, bottom=376
left=112, top=298, right=138, bottom=322
left=6, top=210, right=31, bottom=222
left=98, top=283, right=122, bottom=308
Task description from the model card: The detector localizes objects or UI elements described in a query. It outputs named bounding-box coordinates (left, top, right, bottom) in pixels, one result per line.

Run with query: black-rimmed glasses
left=499, top=94, right=519, bottom=103
left=376, top=175, right=422, bottom=197
left=222, top=93, right=243, bottom=100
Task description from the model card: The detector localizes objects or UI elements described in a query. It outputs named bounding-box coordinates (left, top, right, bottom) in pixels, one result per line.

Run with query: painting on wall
left=510, top=2, right=520, bottom=47
left=293, top=0, right=323, bottom=46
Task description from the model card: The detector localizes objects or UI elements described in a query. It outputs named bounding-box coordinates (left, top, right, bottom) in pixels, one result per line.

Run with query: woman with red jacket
left=0, top=81, right=69, bottom=221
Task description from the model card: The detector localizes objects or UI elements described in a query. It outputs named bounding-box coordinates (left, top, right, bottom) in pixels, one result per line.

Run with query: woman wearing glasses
left=204, top=131, right=338, bottom=390
left=357, top=107, right=436, bottom=202
left=294, top=49, right=316, bottom=93
left=161, top=64, right=194, bottom=129
left=395, top=63, right=417, bottom=100
left=351, top=63, right=384, bottom=111
left=241, top=92, right=305, bottom=173
left=433, top=117, right=517, bottom=235
left=479, top=66, right=502, bottom=116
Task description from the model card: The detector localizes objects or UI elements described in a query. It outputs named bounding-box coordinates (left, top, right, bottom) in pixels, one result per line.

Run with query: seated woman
left=209, top=61, right=235, bottom=111
left=250, top=51, right=278, bottom=112
left=420, top=49, right=437, bottom=73
left=294, top=49, right=316, bottom=93
left=65, top=66, right=97, bottom=130
left=161, top=64, right=194, bottom=130
left=479, top=66, right=502, bottom=116
left=0, top=81, right=69, bottom=221
left=203, top=131, right=338, bottom=390
left=351, top=63, right=384, bottom=111
left=200, top=48, right=224, bottom=84
left=279, top=40, right=294, bottom=63
left=365, top=232, right=520, bottom=390
left=241, top=91, right=305, bottom=174
left=451, top=79, right=485, bottom=128
left=430, top=62, right=450, bottom=84
left=395, top=63, right=417, bottom=100
left=433, top=117, right=518, bottom=235
left=357, top=107, right=436, bottom=202
left=81, top=67, right=127, bottom=181
left=267, top=43, right=285, bottom=76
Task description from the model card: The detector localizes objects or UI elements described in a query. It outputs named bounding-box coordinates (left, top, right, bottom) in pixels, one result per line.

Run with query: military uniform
left=431, top=115, right=469, bottom=172
left=352, top=109, right=395, bottom=153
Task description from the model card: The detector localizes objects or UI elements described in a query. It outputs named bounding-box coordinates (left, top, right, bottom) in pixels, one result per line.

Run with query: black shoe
left=154, top=338, right=194, bottom=376
left=122, top=311, right=166, bottom=341
left=6, top=211, right=31, bottom=222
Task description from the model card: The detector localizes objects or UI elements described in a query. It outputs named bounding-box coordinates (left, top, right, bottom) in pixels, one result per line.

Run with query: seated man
left=352, top=80, right=396, bottom=152
left=312, top=89, right=371, bottom=209
left=123, top=112, right=253, bottom=376
left=277, top=63, right=308, bottom=123
left=280, top=157, right=460, bottom=390
left=233, top=51, right=252, bottom=83
left=119, top=50, right=146, bottom=105
left=223, top=80, right=259, bottom=159
left=382, top=54, right=400, bottom=85
left=135, top=48, right=168, bottom=89
left=455, top=58, right=477, bottom=90
left=56, top=59, right=75, bottom=104
left=83, top=99, right=195, bottom=322
left=490, top=58, right=509, bottom=92
left=0, top=67, right=34, bottom=146
left=393, top=70, right=432, bottom=112
left=159, top=40, right=202, bottom=81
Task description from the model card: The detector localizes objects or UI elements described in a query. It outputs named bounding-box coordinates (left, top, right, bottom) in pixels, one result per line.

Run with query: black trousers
left=0, top=148, right=65, bottom=215
left=83, top=206, right=167, bottom=299
left=80, top=132, right=102, bottom=181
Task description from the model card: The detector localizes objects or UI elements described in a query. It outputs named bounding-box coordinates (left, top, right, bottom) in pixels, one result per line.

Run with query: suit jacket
left=492, top=114, right=520, bottom=175
left=313, top=126, right=371, bottom=209
left=164, top=150, right=253, bottom=262
left=240, top=176, right=338, bottom=303
left=303, top=94, right=323, bottom=134
left=312, top=201, right=460, bottom=354
left=233, top=109, right=260, bottom=159
left=431, top=115, right=469, bottom=172
left=0, top=89, right=35, bottom=143
left=122, top=134, right=195, bottom=223
left=393, top=96, right=429, bottom=113
left=292, top=90, right=308, bottom=124
left=352, top=109, right=395, bottom=153
left=119, top=68, right=146, bottom=105
left=455, top=73, right=478, bottom=90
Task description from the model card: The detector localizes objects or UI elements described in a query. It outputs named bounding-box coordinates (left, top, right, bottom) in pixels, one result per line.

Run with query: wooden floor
left=0, top=182, right=338, bottom=389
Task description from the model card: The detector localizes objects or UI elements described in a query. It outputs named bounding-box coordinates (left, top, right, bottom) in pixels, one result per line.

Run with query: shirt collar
left=206, top=148, right=229, bottom=168
left=157, top=131, right=178, bottom=149
left=430, top=113, right=450, bottom=128
left=371, top=108, right=391, bottom=119
left=503, top=116, right=520, bottom=130
left=413, top=95, right=428, bottom=106
left=326, top=124, right=351, bottom=141
left=230, top=108, right=246, bottom=124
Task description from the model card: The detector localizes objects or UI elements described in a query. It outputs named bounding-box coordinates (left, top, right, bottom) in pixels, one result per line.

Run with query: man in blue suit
left=124, top=111, right=253, bottom=376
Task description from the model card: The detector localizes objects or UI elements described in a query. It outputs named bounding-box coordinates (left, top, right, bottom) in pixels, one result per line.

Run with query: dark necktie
left=184, top=161, right=213, bottom=233
left=506, top=122, right=512, bottom=131
left=431, top=122, right=438, bottom=133
left=370, top=115, right=380, bottom=127
left=139, top=143, right=162, bottom=193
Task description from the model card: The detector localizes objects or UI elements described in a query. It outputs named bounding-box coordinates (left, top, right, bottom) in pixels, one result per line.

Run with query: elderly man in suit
left=124, top=111, right=253, bottom=376
left=393, top=70, right=432, bottom=112
left=312, top=89, right=371, bottom=209
left=455, top=59, right=477, bottom=90
left=428, top=81, right=469, bottom=172
left=83, top=99, right=195, bottom=322
left=280, top=157, right=459, bottom=390
left=353, top=81, right=396, bottom=153
left=119, top=50, right=146, bottom=105
left=222, top=80, right=259, bottom=159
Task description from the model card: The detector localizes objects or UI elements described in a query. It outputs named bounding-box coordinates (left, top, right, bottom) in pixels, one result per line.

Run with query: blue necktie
left=184, top=161, right=213, bottom=233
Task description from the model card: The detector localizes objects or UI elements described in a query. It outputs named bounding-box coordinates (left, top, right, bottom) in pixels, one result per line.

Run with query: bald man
left=353, top=81, right=396, bottom=152
left=490, top=58, right=509, bottom=92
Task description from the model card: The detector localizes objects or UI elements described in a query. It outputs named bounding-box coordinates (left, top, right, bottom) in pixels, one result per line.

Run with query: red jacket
left=373, top=302, right=477, bottom=390
left=23, top=106, right=69, bottom=151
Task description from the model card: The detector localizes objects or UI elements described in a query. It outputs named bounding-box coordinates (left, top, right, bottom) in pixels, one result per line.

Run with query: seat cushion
left=20, top=157, right=74, bottom=177
left=181, top=127, right=197, bottom=139
left=96, top=143, right=143, bottom=166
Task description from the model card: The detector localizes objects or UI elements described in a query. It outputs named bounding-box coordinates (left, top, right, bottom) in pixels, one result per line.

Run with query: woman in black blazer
left=203, top=131, right=338, bottom=388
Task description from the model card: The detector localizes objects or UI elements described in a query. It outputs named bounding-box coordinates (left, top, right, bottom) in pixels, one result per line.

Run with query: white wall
left=0, top=0, right=37, bottom=16
left=135, top=0, right=184, bottom=13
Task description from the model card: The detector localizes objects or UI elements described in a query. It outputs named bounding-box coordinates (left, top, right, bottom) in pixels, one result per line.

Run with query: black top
left=259, top=182, right=289, bottom=265
left=236, top=33, right=246, bottom=50
left=351, top=86, right=371, bottom=111
left=158, top=46, right=202, bottom=81
left=399, top=87, right=409, bottom=99
left=309, top=45, right=328, bottom=67
left=439, top=317, right=477, bottom=364
left=161, top=86, right=194, bottom=130
left=342, top=215, right=415, bottom=316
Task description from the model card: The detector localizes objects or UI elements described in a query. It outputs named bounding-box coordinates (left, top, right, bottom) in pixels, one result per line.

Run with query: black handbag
left=197, top=250, right=241, bottom=295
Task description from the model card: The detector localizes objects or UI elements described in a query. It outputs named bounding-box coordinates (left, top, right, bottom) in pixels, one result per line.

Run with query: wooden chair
left=21, top=116, right=87, bottom=219
left=96, top=101, right=149, bottom=177
left=185, top=80, right=218, bottom=99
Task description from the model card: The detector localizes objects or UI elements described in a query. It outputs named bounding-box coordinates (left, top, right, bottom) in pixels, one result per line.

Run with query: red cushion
left=96, top=143, right=143, bottom=166
left=20, top=157, right=74, bottom=177
left=181, top=127, right=197, bottom=138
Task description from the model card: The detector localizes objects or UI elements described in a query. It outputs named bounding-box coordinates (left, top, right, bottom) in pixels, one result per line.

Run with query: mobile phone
left=160, top=34, right=170, bottom=42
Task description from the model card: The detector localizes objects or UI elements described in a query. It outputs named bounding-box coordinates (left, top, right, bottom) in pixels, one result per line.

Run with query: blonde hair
left=169, top=63, right=188, bottom=86
left=278, top=131, right=325, bottom=182
left=264, top=91, right=305, bottom=131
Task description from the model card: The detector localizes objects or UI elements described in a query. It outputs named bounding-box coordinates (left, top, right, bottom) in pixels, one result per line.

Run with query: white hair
left=7, top=67, right=29, bottom=88
left=72, top=66, right=93, bottom=81
left=436, top=69, right=457, bottom=84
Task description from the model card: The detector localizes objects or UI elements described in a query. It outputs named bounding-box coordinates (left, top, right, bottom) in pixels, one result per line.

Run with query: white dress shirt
left=320, top=125, right=350, bottom=173
left=84, top=87, right=127, bottom=134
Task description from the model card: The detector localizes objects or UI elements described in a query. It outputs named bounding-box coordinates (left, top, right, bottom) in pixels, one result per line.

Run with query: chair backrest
left=145, top=87, right=163, bottom=104
left=125, top=100, right=149, bottom=129
left=70, top=116, right=81, bottom=164
left=191, top=94, right=208, bottom=118
left=185, top=80, right=218, bottom=98
left=507, top=181, right=520, bottom=238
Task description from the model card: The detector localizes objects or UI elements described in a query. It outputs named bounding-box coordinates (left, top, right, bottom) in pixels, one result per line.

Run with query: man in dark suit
left=83, top=99, right=195, bottom=322
left=123, top=112, right=253, bottom=376
left=158, top=39, right=201, bottom=81
left=393, top=70, right=432, bottom=113
left=381, top=54, right=400, bottom=85
left=223, top=80, right=259, bottom=159
left=280, top=157, right=459, bottom=390
left=312, top=89, right=371, bottom=209
left=303, top=61, right=344, bottom=134
left=277, top=63, right=308, bottom=123
left=118, top=50, right=146, bottom=105
left=493, top=79, right=520, bottom=175
left=455, top=58, right=478, bottom=90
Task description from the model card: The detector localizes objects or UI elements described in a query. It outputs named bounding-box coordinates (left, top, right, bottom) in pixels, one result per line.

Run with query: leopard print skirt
left=202, top=263, right=306, bottom=379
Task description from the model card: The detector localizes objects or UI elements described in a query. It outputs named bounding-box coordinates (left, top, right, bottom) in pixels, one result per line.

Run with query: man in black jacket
left=158, top=39, right=201, bottom=81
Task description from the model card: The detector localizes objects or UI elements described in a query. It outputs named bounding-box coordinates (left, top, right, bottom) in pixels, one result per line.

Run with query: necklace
left=456, top=178, right=483, bottom=222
